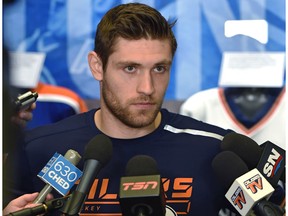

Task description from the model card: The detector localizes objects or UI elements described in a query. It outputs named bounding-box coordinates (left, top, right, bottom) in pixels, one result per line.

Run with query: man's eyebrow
left=115, top=61, right=141, bottom=67
left=114, top=60, right=172, bottom=67
left=154, top=60, right=172, bottom=66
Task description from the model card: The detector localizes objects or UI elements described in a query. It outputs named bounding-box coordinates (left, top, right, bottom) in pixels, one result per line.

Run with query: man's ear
left=88, top=51, right=103, bottom=81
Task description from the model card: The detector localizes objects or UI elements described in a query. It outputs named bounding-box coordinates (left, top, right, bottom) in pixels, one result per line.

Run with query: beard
left=102, top=80, right=163, bottom=128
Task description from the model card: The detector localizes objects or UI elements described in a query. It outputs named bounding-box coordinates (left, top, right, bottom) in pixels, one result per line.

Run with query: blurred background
left=3, top=0, right=286, bottom=111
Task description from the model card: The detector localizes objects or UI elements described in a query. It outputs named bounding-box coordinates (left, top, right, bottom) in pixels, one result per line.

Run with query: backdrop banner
left=3, top=0, right=285, bottom=100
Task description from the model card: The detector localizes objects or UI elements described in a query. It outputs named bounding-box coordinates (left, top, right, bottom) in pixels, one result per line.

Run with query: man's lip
left=133, top=101, right=154, bottom=105
left=132, top=102, right=155, bottom=107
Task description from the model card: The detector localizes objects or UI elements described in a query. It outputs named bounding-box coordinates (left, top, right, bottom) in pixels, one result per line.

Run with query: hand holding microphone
left=10, top=91, right=38, bottom=128
left=6, top=195, right=70, bottom=216
left=3, top=192, right=51, bottom=216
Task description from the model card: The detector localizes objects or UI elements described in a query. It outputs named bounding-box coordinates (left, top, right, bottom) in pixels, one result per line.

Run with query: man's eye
left=154, top=66, right=166, bottom=73
left=124, top=66, right=136, bottom=73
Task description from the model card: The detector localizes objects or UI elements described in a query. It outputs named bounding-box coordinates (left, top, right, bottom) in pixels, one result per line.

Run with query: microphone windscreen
left=212, top=151, right=249, bottom=191
left=83, top=134, right=113, bottom=166
left=221, top=132, right=262, bottom=169
left=125, top=155, right=159, bottom=176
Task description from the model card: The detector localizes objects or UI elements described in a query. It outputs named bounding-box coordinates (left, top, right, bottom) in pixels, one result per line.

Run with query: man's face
left=101, top=38, right=172, bottom=128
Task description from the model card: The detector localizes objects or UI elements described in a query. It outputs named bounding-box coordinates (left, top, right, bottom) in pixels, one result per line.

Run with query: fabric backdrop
left=3, top=0, right=285, bottom=100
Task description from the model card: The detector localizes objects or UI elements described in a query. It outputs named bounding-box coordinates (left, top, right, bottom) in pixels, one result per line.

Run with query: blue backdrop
left=3, top=0, right=285, bottom=100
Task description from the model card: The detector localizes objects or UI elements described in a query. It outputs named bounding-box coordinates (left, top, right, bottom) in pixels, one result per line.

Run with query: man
left=4, top=3, right=280, bottom=215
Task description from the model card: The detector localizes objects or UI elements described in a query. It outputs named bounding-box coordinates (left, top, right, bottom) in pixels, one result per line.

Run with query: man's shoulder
left=161, top=108, right=232, bottom=136
left=25, top=109, right=96, bottom=143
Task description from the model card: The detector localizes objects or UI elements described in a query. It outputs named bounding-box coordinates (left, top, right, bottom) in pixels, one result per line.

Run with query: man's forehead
left=113, top=37, right=171, bottom=49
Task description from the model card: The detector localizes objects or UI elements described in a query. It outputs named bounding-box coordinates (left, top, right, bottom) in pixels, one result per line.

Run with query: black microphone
left=119, top=155, right=166, bottom=216
left=212, top=151, right=283, bottom=216
left=13, top=91, right=38, bottom=112
left=221, top=132, right=285, bottom=187
left=33, top=149, right=82, bottom=204
left=212, top=151, right=249, bottom=192
left=60, top=134, right=113, bottom=215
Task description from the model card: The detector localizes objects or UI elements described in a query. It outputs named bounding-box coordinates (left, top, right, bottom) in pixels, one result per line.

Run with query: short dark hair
left=94, top=3, right=177, bottom=70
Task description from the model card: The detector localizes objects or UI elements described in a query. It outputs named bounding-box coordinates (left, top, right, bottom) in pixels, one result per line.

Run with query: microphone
left=119, top=155, right=166, bottom=216
left=13, top=91, right=38, bottom=112
left=7, top=196, right=70, bottom=216
left=60, top=134, right=113, bottom=216
left=221, top=132, right=285, bottom=187
left=33, top=149, right=82, bottom=204
left=212, top=151, right=282, bottom=216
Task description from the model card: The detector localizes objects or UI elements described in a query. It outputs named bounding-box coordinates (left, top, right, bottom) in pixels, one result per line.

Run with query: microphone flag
left=37, top=152, right=83, bottom=196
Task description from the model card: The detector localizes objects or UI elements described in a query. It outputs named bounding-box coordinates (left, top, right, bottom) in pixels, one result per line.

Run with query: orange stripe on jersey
left=33, top=82, right=88, bottom=113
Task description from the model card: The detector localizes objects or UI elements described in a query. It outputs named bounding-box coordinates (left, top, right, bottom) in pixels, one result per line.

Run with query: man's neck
left=94, top=109, right=161, bottom=139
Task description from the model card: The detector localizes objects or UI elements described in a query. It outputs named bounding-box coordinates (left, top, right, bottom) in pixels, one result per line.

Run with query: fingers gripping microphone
left=60, top=134, right=113, bottom=215
left=119, top=155, right=166, bottom=216
left=212, top=151, right=281, bottom=216
left=33, top=149, right=82, bottom=204
left=221, top=132, right=285, bottom=187
left=7, top=196, right=70, bottom=216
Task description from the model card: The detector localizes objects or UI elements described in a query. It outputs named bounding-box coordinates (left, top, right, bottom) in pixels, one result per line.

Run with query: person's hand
left=3, top=192, right=53, bottom=215
left=11, top=102, right=36, bottom=128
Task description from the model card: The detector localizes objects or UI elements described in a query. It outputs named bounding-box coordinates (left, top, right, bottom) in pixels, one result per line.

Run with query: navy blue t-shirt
left=4, top=108, right=233, bottom=215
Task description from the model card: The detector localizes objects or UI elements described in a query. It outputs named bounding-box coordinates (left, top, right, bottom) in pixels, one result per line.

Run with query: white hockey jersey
left=180, top=87, right=286, bottom=150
